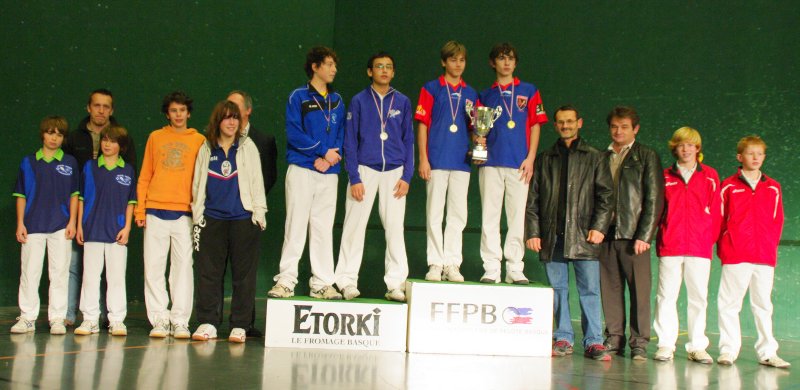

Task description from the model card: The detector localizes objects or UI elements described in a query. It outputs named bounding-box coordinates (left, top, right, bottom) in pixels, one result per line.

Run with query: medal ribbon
left=310, top=89, right=332, bottom=131
left=446, top=81, right=462, bottom=127
left=496, top=81, right=515, bottom=125
left=370, top=87, right=395, bottom=134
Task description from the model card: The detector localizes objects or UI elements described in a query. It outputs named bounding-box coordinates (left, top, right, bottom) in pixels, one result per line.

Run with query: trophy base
left=472, top=149, right=488, bottom=161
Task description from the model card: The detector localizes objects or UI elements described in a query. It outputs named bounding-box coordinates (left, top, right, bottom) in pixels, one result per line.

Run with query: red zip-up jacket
left=656, top=163, right=721, bottom=259
left=717, top=169, right=784, bottom=267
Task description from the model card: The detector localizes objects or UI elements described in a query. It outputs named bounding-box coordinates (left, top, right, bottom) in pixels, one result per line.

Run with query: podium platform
left=405, top=279, right=553, bottom=357
left=265, top=296, right=408, bottom=352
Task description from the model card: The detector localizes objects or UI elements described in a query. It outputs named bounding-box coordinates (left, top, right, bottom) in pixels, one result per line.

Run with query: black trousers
left=599, top=238, right=652, bottom=349
left=194, top=216, right=261, bottom=329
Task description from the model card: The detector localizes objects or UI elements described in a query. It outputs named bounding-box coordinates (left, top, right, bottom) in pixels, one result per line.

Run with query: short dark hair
left=101, top=125, right=130, bottom=155
left=39, top=115, right=69, bottom=140
left=489, top=42, right=517, bottom=62
left=553, top=105, right=581, bottom=120
left=161, top=91, right=193, bottom=114
left=606, top=106, right=639, bottom=128
left=206, top=100, right=242, bottom=148
left=87, top=88, right=113, bottom=107
left=228, top=90, right=253, bottom=110
left=367, top=51, right=394, bottom=69
left=304, top=46, right=338, bottom=79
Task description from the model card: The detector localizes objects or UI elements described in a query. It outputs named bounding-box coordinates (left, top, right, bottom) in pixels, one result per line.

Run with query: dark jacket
left=247, top=125, right=278, bottom=195
left=525, top=138, right=614, bottom=261
left=606, top=141, right=664, bottom=242
left=64, top=116, right=137, bottom=170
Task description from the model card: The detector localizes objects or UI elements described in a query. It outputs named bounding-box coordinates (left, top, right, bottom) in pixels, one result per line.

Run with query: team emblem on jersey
left=347, top=112, right=352, bottom=120
left=415, top=105, right=426, bottom=116
left=331, top=113, right=338, bottom=124
left=516, top=96, right=528, bottom=111
left=451, top=92, right=462, bottom=99
left=55, top=164, right=73, bottom=176
left=388, top=109, right=401, bottom=119
left=221, top=160, right=232, bottom=177
left=115, top=174, right=132, bottom=186
left=535, top=103, right=545, bottom=115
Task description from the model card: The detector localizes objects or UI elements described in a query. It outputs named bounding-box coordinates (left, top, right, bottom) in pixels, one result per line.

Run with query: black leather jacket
left=605, top=141, right=664, bottom=242
left=64, top=116, right=137, bottom=170
left=525, top=139, right=614, bottom=261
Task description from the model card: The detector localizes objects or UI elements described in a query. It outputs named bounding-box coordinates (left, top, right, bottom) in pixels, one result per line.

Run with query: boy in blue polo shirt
left=415, top=40, right=478, bottom=282
left=335, top=52, right=414, bottom=302
left=75, top=125, right=136, bottom=336
left=11, top=115, right=79, bottom=335
left=476, top=42, right=548, bottom=284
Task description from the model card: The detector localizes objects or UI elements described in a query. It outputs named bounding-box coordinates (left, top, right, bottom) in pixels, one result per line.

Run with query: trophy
left=466, top=101, right=502, bottom=162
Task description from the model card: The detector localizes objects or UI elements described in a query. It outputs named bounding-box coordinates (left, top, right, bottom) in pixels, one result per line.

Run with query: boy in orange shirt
left=135, top=91, right=206, bottom=338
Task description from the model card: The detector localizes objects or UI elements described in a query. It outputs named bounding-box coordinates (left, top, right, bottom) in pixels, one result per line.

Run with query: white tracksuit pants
left=18, top=228, right=71, bottom=321
left=653, top=256, right=711, bottom=352
left=81, top=242, right=127, bottom=322
left=425, top=169, right=470, bottom=267
left=478, top=166, right=528, bottom=276
left=143, top=215, right=193, bottom=326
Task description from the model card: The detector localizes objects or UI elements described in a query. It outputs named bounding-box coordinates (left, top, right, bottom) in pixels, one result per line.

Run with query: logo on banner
left=502, top=307, right=533, bottom=325
left=293, top=305, right=381, bottom=336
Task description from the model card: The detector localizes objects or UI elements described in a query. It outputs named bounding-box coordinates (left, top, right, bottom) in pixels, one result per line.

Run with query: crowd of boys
left=9, top=42, right=790, bottom=368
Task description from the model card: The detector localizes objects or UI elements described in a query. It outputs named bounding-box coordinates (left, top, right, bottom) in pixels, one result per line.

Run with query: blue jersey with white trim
left=204, top=142, right=251, bottom=220
left=80, top=156, right=137, bottom=243
left=285, top=83, right=345, bottom=174
left=13, top=149, right=79, bottom=234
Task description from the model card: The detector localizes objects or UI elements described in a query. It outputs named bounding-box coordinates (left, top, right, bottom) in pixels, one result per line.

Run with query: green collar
left=35, top=148, right=64, bottom=162
left=98, top=155, right=126, bottom=170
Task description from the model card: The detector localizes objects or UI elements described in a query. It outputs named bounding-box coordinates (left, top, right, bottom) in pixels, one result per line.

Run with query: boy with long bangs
left=335, top=52, right=413, bottom=302
left=476, top=42, right=547, bottom=284
left=136, top=91, right=206, bottom=338
left=11, top=116, right=79, bottom=335
left=268, top=46, right=345, bottom=300
left=75, top=125, right=136, bottom=336
left=716, top=136, right=789, bottom=368
left=415, top=40, right=478, bottom=282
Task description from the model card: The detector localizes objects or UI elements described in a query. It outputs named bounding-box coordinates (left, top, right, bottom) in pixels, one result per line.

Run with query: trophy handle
left=465, top=101, right=475, bottom=126
left=492, top=106, right=503, bottom=122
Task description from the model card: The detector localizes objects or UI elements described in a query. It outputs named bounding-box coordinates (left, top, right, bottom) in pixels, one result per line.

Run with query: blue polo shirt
left=13, top=149, right=79, bottom=234
left=204, top=142, right=251, bottom=220
left=80, top=155, right=137, bottom=243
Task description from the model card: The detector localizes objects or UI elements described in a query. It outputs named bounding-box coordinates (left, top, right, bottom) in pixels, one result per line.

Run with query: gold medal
left=449, top=124, right=458, bottom=133
left=507, top=120, right=516, bottom=129
left=380, top=132, right=388, bottom=140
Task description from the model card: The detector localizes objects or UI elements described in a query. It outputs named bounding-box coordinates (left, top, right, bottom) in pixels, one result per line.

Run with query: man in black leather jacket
left=525, top=105, right=614, bottom=360
left=600, top=106, right=664, bottom=360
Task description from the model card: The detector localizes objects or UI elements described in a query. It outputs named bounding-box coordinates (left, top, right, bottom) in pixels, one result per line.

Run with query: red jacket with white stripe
left=717, top=169, right=784, bottom=267
left=656, top=163, right=721, bottom=259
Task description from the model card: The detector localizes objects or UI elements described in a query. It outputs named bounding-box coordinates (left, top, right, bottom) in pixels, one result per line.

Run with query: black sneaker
left=631, top=347, right=648, bottom=361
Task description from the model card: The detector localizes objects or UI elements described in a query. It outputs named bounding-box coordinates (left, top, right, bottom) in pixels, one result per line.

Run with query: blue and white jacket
left=285, top=83, right=345, bottom=174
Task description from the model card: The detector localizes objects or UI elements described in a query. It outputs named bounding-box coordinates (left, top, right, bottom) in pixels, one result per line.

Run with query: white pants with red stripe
left=478, top=166, right=528, bottom=274
left=81, top=242, right=127, bottom=322
left=143, top=215, right=193, bottom=326
left=425, top=169, right=470, bottom=267
left=18, top=229, right=71, bottom=321
left=653, top=256, right=711, bottom=352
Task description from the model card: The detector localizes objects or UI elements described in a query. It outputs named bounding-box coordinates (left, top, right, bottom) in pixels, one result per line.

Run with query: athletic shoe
left=717, top=353, right=735, bottom=365
left=631, top=347, right=648, bottom=361
left=654, top=347, right=674, bottom=361
left=192, top=323, right=218, bottom=341
left=49, top=319, right=67, bottom=335
left=385, top=289, right=406, bottom=302
left=74, top=320, right=99, bottom=335
left=341, top=285, right=361, bottom=300
left=229, top=328, right=246, bottom=343
left=109, top=322, right=127, bottom=336
left=604, top=341, right=623, bottom=355
left=443, top=266, right=464, bottom=282
left=425, top=265, right=443, bottom=281
left=759, top=355, right=791, bottom=368
left=149, top=319, right=170, bottom=338
left=585, top=344, right=611, bottom=361
left=310, top=286, right=343, bottom=300
left=172, top=323, right=191, bottom=339
left=267, top=284, right=294, bottom=298
left=10, top=317, right=35, bottom=334
left=552, top=340, right=574, bottom=357
left=688, top=350, right=713, bottom=364
left=504, top=271, right=529, bottom=285
left=480, top=270, right=500, bottom=284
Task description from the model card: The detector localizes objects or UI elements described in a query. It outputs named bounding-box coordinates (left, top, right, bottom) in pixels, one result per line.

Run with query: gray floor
left=0, top=300, right=796, bottom=389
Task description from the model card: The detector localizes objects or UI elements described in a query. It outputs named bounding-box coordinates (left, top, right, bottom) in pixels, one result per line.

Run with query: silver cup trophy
left=466, top=101, right=502, bottom=161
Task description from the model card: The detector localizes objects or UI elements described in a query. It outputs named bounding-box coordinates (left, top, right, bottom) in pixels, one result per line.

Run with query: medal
left=380, top=132, right=388, bottom=140
left=496, top=80, right=516, bottom=132
left=507, top=120, right=515, bottom=129
left=446, top=81, right=463, bottom=134
left=449, top=124, right=458, bottom=133
left=370, top=87, right=396, bottom=142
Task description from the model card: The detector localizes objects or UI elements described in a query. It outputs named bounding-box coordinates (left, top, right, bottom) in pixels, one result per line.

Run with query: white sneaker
left=192, top=323, right=218, bottom=341
left=74, top=320, right=99, bottom=335
left=109, top=322, right=127, bottom=336
left=504, top=271, right=529, bottom=285
left=718, top=353, right=736, bottom=365
left=654, top=347, right=674, bottom=361
left=10, top=317, right=35, bottom=334
left=688, top=350, right=713, bottom=364
left=385, top=289, right=406, bottom=302
left=149, top=319, right=170, bottom=338
left=310, top=286, right=343, bottom=300
left=759, top=355, right=791, bottom=368
left=442, top=266, right=464, bottom=282
left=341, top=285, right=361, bottom=300
left=49, top=319, right=67, bottom=335
left=172, top=323, right=191, bottom=339
left=229, top=328, right=246, bottom=343
left=267, top=283, right=294, bottom=298
left=425, top=265, right=443, bottom=281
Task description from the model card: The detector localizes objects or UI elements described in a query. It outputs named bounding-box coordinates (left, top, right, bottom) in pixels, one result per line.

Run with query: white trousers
left=718, top=263, right=779, bottom=360
left=335, top=166, right=409, bottom=291
left=653, top=256, right=711, bottom=352
left=425, top=169, right=470, bottom=267
left=143, top=215, right=193, bottom=326
left=18, top=229, right=71, bottom=321
left=81, top=242, right=127, bottom=322
left=478, top=166, right=528, bottom=273
left=275, top=164, right=338, bottom=290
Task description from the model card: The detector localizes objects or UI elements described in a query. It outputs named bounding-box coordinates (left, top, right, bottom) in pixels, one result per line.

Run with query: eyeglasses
left=372, top=64, right=394, bottom=70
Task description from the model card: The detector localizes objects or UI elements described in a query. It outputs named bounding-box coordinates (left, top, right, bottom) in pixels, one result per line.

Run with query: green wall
left=2, top=1, right=798, bottom=340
